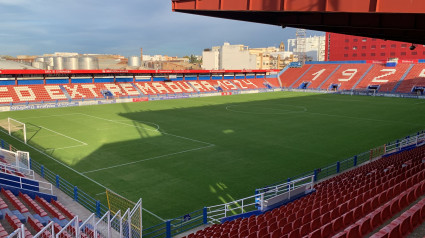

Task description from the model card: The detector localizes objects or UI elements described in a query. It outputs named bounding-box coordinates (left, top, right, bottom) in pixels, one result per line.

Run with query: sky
left=0, top=0, right=323, bottom=57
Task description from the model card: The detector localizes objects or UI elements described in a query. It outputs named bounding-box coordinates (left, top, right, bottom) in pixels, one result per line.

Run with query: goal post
left=7, top=118, right=27, bottom=144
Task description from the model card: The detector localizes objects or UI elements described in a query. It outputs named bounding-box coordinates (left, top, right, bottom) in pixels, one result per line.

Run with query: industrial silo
left=44, top=57, right=54, bottom=67
left=34, top=57, right=45, bottom=63
left=64, top=57, right=79, bottom=70
left=78, top=56, right=99, bottom=70
left=54, top=56, right=65, bottom=70
left=128, top=56, right=141, bottom=67
left=32, top=61, right=47, bottom=69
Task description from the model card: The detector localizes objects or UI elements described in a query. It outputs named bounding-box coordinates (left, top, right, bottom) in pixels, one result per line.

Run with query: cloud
left=0, top=0, right=323, bottom=56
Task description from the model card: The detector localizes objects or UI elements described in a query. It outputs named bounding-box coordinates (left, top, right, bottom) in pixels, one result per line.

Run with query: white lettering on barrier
left=44, top=86, right=67, bottom=100
left=63, top=85, right=85, bottom=98
left=14, top=87, right=36, bottom=102
left=165, top=82, right=183, bottom=93
left=134, top=83, right=157, bottom=95
left=104, top=84, right=126, bottom=97
left=190, top=82, right=206, bottom=91
left=233, top=80, right=247, bottom=89
left=200, top=81, right=216, bottom=91
left=338, top=69, right=358, bottom=82
left=371, top=69, right=396, bottom=83
left=311, top=69, right=326, bottom=81
left=176, top=82, right=195, bottom=92
left=0, top=87, right=13, bottom=103
left=221, top=80, right=237, bottom=90
left=419, top=69, right=425, bottom=77
left=152, top=83, right=170, bottom=94
left=243, top=80, right=257, bottom=88
left=120, top=83, right=140, bottom=96
left=81, top=84, right=99, bottom=97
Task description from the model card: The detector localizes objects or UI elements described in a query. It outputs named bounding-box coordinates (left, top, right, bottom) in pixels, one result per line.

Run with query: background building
left=287, top=35, right=326, bottom=61
left=202, top=42, right=257, bottom=70
left=325, top=33, right=425, bottom=61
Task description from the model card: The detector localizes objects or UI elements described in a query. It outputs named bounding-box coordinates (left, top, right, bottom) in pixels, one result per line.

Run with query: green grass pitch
left=1, top=91, right=425, bottom=227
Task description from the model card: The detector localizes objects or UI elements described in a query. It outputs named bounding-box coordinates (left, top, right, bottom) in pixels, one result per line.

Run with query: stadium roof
left=172, top=0, right=425, bottom=45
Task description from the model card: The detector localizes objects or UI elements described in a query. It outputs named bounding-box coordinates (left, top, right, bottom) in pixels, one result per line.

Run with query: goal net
left=1, top=118, right=27, bottom=144
left=106, top=190, right=142, bottom=238
left=0, top=148, right=33, bottom=177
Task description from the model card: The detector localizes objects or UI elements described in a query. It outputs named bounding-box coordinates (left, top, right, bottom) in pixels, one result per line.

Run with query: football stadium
left=0, top=0, right=424, bottom=238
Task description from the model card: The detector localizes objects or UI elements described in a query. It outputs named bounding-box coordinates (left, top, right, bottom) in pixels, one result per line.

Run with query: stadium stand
left=294, top=64, right=340, bottom=89
left=396, top=64, right=425, bottom=93
left=355, top=63, right=411, bottom=92
left=181, top=145, right=425, bottom=238
left=319, top=64, right=373, bottom=91
left=279, top=66, right=313, bottom=88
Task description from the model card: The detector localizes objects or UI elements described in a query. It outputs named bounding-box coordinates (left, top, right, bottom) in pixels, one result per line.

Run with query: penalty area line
left=81, top=144, right=215, bottom=174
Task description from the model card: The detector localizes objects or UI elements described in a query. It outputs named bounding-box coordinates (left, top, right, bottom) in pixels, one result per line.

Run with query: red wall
left=326, top=33, right=425, bottom=61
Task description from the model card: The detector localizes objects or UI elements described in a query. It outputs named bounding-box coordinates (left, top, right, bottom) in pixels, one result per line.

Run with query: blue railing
left=0, top=139, right=109, bottom=219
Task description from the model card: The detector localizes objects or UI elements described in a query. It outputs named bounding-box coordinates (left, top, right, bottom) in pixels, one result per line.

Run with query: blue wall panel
left=0, top=81, right=15, bottom=86
left=135, top=78, right=151, bottom=82
left=153, top=77, right=166, bottom=82
left=246, top=76, right=255, bottom=79
left=235, top=76, right=245, bottom=79
left=211, top=76, right=222, bottom=80
left=185, top=77, right=197, bottom=81
left=18, top=80, right=43, bottom=85
left=71, top=78, right=92, bottom=84
left=174, top=77, right=184, bottom=81
left=306, top=60, right=367, bottom=65
left=256, top=75, right=265, bottom=79
left=223, top=76, right=234, bottom=80
left=115, top=78, right=133, bottom=83
left=199, top=76, right=210, bottom=80
left=94, top=78, right=114, bottom=83
left=46, top=79, right=68, bottom=85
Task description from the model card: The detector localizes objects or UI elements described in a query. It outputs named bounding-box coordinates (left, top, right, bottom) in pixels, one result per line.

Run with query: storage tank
left=34, top=57, right=45, bottom=63
left=54, top=56, right=65, bottom=70
left=32, top=61, right=47, bottom=69
left=128, top=56, right=141, bottom=67
left=44, top=57, right=54, bottom=67
left=78, top=56, right=99, bottom=70
left=64, top=57, right=79, bottom=70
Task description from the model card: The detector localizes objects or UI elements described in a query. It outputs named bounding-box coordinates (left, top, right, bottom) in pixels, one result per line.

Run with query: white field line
left=77, top=113, right=215, bottom=146
left=38, top=126, right=87, bottom=146
left=82, top=144, right=215, bottom=174
left=12, top=113, right=82, bottom=120
left=0, top=129, right=166, bottom=222
left=45, top=144, right=88, bottom=151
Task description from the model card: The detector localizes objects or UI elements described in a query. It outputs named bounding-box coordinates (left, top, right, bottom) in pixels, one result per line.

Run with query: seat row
left=183, top=145, right=425, bottom=238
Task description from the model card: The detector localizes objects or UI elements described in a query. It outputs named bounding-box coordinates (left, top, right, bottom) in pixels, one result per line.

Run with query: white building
left=287, top=35, right=326, bottom=61
left=202, top=42, right=257, bottom=70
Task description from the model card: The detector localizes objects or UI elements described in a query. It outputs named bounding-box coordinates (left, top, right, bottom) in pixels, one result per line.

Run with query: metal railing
left=0, top=161, right=34, bottom=179
left=0, top=170, right=52, bottom=195
left=207, top=175, right=314, bottom=224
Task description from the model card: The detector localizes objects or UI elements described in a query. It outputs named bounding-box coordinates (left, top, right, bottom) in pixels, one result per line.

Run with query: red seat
left=343, top=210, right=354, bottom=226
left=345, top=224, right=360, bottom=238
left=288, top=228, right=300, bottom=238
left=332, top=217, right=344, bottom=233
left=321, top=222, right=333, bottom=238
